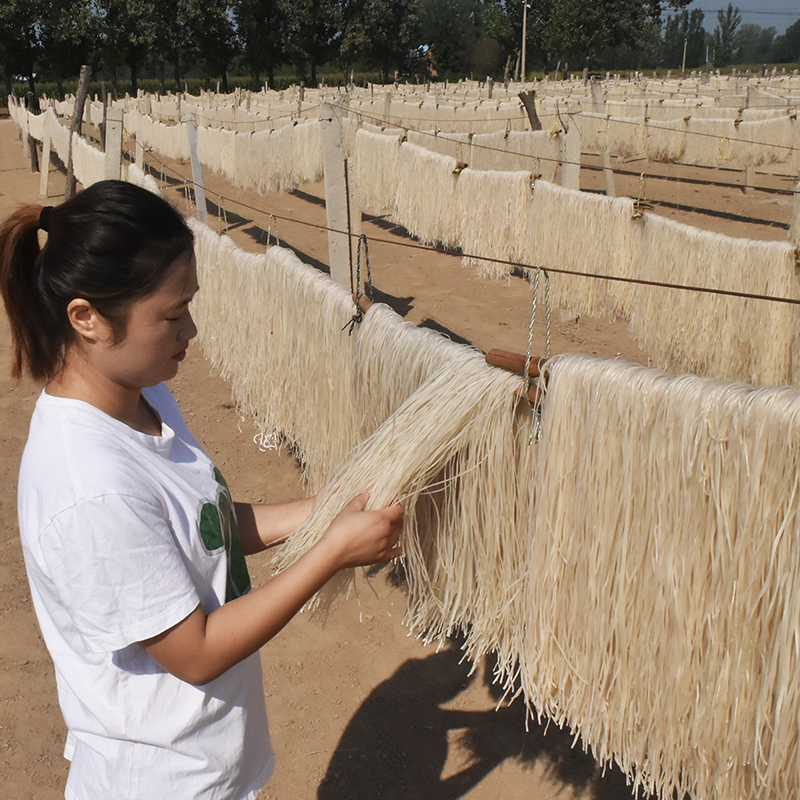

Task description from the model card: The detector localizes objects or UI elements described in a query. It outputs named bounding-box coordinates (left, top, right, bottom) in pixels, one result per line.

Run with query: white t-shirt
left=18, top=383, right=274, bottom=800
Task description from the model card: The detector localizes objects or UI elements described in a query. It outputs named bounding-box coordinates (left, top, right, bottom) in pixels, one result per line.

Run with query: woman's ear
left=65, top=298, right=109, bottom=343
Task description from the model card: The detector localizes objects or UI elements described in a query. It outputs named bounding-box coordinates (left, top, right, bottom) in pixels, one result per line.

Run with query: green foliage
left=735, top=23, right=775, bottom=65
left=712, top=4, right=741, bottom=66
left=339, top=0, right=421, bottom=81
left=771, top=18, right=800, bottom=64
left=661, top=9, right=706, bottom=69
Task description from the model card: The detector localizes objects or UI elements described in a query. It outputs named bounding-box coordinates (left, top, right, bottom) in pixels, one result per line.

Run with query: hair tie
left=39, top=206, right=53, bottom=232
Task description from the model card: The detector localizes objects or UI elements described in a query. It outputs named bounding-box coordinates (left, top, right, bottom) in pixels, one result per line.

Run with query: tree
left=285, top=0, right=340, bottom=85
left=417, top=0, right=481, bottom=77
left=542, top=0, right=691, bottom=69
left=188, top=0, right=237, bottom=91
left=339, top=0, right=421, bottom=83
left=39, top=0, right=99, bottom=96
left=662, top=9, right=706, bottom=70
left=99, top=0, right=160, bottom=95
left=734, top=23, right=775, bottom=65
left=771, top=18, right=800, bottom=64
left=0, top=0, right=44, bottom=96
left=712, top=3, right=741, bottom=66
left=235, top=0, right=290, bottom=89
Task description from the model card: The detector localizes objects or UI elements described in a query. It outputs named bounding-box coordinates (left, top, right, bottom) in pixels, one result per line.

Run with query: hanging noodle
left=522, top=353, right=800, bottom=800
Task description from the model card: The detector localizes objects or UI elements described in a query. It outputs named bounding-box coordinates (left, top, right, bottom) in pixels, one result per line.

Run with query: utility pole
left=682, top=38, right=688, bottom=75
left=521, top=1, right=528, bottom=82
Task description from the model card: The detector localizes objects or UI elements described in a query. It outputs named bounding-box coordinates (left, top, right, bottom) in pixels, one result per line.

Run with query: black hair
left=0, top=180, right=194, bottom=381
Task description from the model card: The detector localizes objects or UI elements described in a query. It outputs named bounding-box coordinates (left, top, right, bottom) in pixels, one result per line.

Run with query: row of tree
left=2, top=1, right=799, bottom=99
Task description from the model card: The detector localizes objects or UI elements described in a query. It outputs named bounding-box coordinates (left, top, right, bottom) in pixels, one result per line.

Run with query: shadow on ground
left=317, top=635, right=638, bottom=800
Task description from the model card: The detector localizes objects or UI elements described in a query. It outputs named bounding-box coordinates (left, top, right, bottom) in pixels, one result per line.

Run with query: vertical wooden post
left=104, top=108, right=124, bottom=180
left=320, top=100, right=351, bottom=288
left=66, top=64, right=92, bottom=199
left=27, top=133, right=39, bottom=172
left=790, top=180, right=800, bottom=246
left=743, top=165, right=754, bottom=195
left=562, top=122, right=581, bottom=190
left=383, top=91, right=392, bottom=126
left=518, top=91, right=542, bottom=130
left=591, top=80, right=615, bottom=196
left=39, top=113, right=51, bottom=198
left=345, top=157, right=363, bottom=285
left=185, top=115, right=208, bottom=223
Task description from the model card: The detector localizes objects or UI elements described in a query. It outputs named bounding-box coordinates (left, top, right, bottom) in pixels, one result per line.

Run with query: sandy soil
left=0, top=109, right=794, bottom=800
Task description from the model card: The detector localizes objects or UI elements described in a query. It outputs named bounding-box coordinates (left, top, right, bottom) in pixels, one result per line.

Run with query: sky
left=687, top=2, right=799, bottom=35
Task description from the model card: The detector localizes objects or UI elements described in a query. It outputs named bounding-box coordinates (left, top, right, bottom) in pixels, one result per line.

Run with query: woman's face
left=94, top=249, right=199, bottom=389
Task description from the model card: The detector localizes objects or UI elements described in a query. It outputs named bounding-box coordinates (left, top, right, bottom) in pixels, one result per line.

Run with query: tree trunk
left=173, top=52, right=181, bottom=92
left=311, top=59, right=317, bottom=86
left=159, top=56, right=166, bottom=94
left=130, top=58, right=139, bottom=96
left=221, top=68, right=229, bottom=93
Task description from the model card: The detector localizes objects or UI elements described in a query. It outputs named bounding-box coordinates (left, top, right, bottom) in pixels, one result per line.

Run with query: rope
left=343, top=234, right=372, bottom=335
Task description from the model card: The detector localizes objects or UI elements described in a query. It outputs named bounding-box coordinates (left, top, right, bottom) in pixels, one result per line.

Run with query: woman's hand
left=320, top=491, right=404, bottom=569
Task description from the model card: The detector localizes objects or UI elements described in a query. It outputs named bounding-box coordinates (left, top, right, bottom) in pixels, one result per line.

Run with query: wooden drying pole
left=66, top=65, right=92, bottom=199
left=353, top=294, right=544, bottom=402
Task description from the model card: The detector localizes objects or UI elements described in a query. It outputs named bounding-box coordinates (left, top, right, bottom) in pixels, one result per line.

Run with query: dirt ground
left=0, top=109, right=795, bottom=800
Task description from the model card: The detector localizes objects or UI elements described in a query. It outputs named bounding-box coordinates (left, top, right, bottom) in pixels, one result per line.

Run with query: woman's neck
left=46, top=353, right=162, bottom=436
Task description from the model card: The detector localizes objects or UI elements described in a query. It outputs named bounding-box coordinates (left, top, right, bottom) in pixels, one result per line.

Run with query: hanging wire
left=128, top=146, right=800, bottom=308
left=266, top=214, right=280, bottom=249
left=343, top=234, right=373, bottom=334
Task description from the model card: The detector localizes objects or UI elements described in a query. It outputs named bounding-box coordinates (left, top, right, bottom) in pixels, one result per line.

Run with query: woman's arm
left=140, top=492, right=403, bottom=685
left=234, top=496, right=315, bottom=554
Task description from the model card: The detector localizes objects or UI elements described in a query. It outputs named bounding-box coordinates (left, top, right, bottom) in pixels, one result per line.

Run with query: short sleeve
left=40, top=493, right=200, bottom=653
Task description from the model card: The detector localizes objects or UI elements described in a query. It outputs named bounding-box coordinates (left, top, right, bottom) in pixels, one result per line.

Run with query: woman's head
left=0, top=180, right=194, bottom=382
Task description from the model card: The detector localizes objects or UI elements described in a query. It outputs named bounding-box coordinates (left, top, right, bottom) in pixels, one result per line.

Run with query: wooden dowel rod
left=355, top=293, right=372, bottom=313
left=485, top=349, right=542, bottom=378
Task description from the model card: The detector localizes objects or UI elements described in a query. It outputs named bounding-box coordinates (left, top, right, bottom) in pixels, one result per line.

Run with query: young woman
left=1, top=180, right=403, bottom=800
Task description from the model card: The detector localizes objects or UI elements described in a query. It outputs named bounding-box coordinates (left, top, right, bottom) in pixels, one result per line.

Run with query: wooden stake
left=104, top=107, right=123, bottom=180
left=66, top=64, right=92, bottom=199
left=562, top=122, right=581, bottom=190
left=320, top=99, right=351, bottom=288
left=39, top=113, right=51, bottom=198
left=518, top=91, right=542, bottom=131
left=185, top=115, right=208, bottom=223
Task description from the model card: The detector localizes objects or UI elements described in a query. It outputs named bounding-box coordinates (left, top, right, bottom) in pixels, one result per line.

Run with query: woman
left=1, top=180, right=403, bottom=800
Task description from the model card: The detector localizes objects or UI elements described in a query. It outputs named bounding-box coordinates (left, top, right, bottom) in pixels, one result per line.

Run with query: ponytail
left=0, top=205, right=59, bottom=381
left=0, top=181, right=193, bottom=383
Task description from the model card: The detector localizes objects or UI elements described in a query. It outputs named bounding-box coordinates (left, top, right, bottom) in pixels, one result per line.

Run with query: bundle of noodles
left=457, top=168, right=531, bottom=278
left=27, top=109, right=45, bottom=142
left=521, top=353, right=800, bottom=800
left=629, top=212, right=800, bottom=386
left=232, top=131, right=255, bottom=193
left=469, top=131, right=511, bottom=171
left=606, top=116, right=644, bottom=159
left=736, top=117, right=795, bottom=168
left=271, top=343, right=535, bottom=662
left=645, top=118, right=688, bottom=163
left=790, top=181, right=800, bottom=245
left=248, top=129, right=278, bottom=194
left=353, top=128, right=403, bottom=216
left=393, top=142, right=460, bottom=247
left=289, top=120, right=323, bottom=188
left=682, top=117, right=738, bottom=166
left=351, top=301, right=469, bottom=440
left=218, top=128, right=237, bottom=182
left=524, top=180, right=640, bottom=318
left=48, top=111, right=70, bottom=165
left=71, top=133, right=105, bottom=188
left=407, top=130, right=472, bottom=163
left=126, top=164, right=162, bottom=196
left=196, top=125, right=229, bottom=178
left=189, top=219, right=359, bottom=490
left=505, top=132, right=560, bottom=181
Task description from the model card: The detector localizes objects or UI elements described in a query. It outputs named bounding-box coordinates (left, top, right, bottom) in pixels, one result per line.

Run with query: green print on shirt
left=198, top=466, right=252, bottom=602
